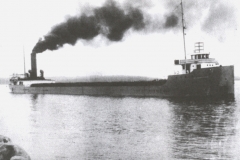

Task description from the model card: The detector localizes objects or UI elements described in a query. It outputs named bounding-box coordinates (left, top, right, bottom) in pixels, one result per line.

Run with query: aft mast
left=180, top=0, right=187, bottom=73
left=23, top=46, right=26, bottom=76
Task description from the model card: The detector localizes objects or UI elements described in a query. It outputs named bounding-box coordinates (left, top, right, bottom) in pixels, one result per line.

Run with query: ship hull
left=9, top=66, right=234, bottom=97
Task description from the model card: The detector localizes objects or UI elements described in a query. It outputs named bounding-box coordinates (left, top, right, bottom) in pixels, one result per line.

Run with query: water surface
left=0, top=81, right=239, bottom=159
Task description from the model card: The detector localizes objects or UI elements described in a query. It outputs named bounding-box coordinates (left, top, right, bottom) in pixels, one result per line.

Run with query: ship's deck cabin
left=174, top=42, right=220, bottom=74
left=9, top=71, right=55, bottom=87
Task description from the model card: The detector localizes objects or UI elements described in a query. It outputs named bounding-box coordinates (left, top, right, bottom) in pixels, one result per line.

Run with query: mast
left=23, top=46, right=26, bottom=75
left=181, top=0, right=187, bottom=72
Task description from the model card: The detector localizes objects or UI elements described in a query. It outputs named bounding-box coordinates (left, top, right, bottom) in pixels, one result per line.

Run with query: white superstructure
left=174, top=42, right=220, bottom=74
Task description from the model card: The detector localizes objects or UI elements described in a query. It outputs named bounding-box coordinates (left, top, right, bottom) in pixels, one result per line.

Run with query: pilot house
left=174, top=42, right=219, bottom=74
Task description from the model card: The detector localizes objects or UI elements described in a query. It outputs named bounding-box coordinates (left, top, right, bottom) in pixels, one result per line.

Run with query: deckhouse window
left=198, top=55, right=201, bottom=59
left=195, top=55, right=198, bottom=59
left=197, top=64, right=201, bottom=69
left=206, top=54, right=209, bottom=59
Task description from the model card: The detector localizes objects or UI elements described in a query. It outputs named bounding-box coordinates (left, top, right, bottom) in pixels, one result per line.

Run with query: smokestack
left=31, top=53, right=37, bottom=78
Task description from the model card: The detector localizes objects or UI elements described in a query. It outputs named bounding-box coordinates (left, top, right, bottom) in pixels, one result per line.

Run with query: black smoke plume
left=164, top=0, right=237, bottom=40
left=32, top=0, right=179, bottom=54
left=164, top=14, right=179, bottom=28
left=33, top=1, right=146, bottom=54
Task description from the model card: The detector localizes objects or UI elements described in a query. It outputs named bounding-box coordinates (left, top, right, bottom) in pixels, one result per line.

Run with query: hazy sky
left=0, top=0, right=239, bottom=78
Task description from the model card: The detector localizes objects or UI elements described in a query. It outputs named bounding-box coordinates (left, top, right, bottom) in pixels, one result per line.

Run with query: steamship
left=8, top=1, right=234, bottom=97
left=9, top=42, right=234, bottom=97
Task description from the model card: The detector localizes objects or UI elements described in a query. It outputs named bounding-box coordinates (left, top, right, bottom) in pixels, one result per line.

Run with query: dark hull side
left=9, top=66, right=234, bottom=97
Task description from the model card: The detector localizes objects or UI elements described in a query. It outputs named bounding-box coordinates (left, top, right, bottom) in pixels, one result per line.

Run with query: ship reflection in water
left=0, top=81, right=240, bottom=159
left=169, top=95, right=238, bottom=159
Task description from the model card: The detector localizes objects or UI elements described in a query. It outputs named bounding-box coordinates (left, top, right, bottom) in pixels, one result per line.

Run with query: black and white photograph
left=0, top=0, right=240, bottom=159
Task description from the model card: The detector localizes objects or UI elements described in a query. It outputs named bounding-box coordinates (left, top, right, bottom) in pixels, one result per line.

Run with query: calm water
left=0, top=81, right=240, bottom=160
